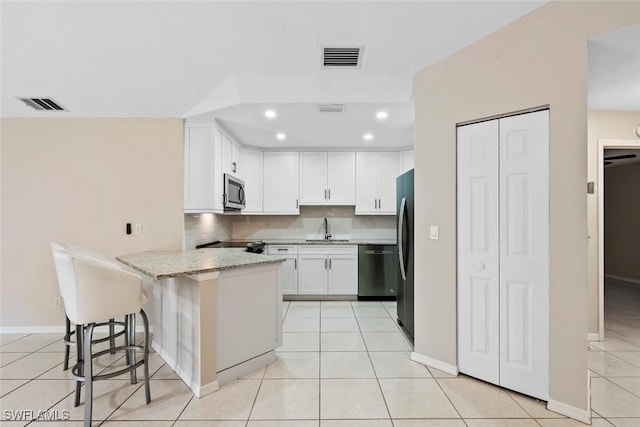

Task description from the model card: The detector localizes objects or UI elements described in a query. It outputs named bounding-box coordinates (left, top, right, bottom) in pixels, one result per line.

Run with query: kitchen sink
left=305, top=239, right=350, bottom=242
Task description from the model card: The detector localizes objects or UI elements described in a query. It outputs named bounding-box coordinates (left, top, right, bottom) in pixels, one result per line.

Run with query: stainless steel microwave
left=223, top=173, right=246, bottom=211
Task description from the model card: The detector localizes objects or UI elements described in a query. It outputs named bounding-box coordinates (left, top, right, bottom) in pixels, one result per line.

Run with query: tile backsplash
left=185, top=207, right=395, bottom=247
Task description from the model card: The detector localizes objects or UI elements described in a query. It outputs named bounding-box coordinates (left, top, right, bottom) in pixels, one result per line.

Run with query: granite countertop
left=117, top=248, right=284, bottom=280
left=259, top=239, right=397, bottom=245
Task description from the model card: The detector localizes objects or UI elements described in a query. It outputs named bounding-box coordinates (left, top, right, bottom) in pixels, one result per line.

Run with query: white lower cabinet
left=298, top=245, right=358, bottom=295
left=267, top=245, right=298, bottom=295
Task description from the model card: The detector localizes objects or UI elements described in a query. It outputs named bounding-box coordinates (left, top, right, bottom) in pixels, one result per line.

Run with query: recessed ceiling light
left=276, top=133, right=286, bottom=140
left=363, top=133, right=373, bottom=141
left=265, top=110, right=277, bottom=118
left=376, top=111, right=388, bottom=119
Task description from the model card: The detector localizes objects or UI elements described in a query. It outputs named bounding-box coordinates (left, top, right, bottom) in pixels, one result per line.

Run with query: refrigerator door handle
left=398, top=197, right=407, bottom=281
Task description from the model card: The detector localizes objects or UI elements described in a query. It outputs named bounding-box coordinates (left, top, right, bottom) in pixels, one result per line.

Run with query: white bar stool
left=51, top=243, right=151, bottom=427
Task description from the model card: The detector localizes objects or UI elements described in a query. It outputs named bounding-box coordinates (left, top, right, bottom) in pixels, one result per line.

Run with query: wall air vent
left=322, top=46, right=363, bottom=68
left=18, top=97, right=67, bottom=111
left=317, top=104, right=346, bottom=113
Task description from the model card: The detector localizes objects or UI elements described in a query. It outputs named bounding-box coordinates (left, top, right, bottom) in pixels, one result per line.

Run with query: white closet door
left=498, top=110, right=549, bottom=400
left=457, top=120, right=500, bottom=385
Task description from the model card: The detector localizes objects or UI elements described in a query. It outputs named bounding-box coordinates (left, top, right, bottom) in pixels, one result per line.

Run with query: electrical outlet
left=134, top=224, right=142, bottom=234
left=54, top=297, right=61, bottom=308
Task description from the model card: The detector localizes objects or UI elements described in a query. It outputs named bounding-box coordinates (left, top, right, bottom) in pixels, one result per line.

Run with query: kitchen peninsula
left=117, top=248, right=285, bottom=398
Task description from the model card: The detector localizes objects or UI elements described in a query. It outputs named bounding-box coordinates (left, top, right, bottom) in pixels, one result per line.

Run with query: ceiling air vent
left=317, top=104, right=346, bottom=113
left=322, top=46, right=363, bottom=68
left=18, top=97, right=67, bottom=111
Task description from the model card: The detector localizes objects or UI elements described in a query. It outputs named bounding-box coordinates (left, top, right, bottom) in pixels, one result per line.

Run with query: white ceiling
left=1, top=1, right=552, bottom=148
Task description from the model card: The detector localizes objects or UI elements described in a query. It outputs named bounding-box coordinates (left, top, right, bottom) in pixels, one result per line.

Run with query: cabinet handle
left=324, top=189, right=327, bottom=199
left=277, top=248, right=288, bottom=252
left=329, top=258, right=332, bottom=269
left=324, top=258, right=327, bottom=269
left=232, top=161, right=237, bottom=173
left=296, top=199, right=299, bottom=209
left=374, top=199, right=377, bottom=209
left=328, top=189, right=331, bottom=199
left=378, top=199, right=381, bottom=209
left=294, top=258, right=297, bottom=269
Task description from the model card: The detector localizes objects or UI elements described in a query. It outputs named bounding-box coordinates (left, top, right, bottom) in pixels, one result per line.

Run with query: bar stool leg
left=124, top=314, right=130, bottom=366
left=140, top=309, right=151, bottom=404
left=74, top=324, right=83, bottom=408
left=63, top=316, right=71, bottom=371
left=109, top=318, right=116, bottom=354
left=129, top=313, right=137, bottom=384
left=83, top=323, right=95, bottom=427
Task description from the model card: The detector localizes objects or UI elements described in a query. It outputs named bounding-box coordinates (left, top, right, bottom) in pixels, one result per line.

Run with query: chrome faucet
left=323, top=218, right=332, bottom=240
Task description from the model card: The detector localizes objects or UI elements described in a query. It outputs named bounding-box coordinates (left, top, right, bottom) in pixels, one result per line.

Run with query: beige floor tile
left=590, top=337, right=640, bottom=352
left=590, top=369, right=603, bottom=378
left=320, top=333, right=366, bottom=352
left=289, top=301, right=321, bottom=307
left=0, top=379, right=75, bottom=416
left=264, top=352, right=320, bottom=379
left=320, top=352, right=375, bottom=379
left=50, top=379, right=142, bottom=421
left=379, top=378, right=459, bottom=419
left=464, top=420, right=540, bottom=427
left=392, top=421, right=466, bottom=427
left=589, top=352, right=640, bottom=377
left=102, top=422, right=175, bottom=427
left=321, top=318, right=359, bottom=333
left=0, top=334, right=28, bottom=347
left=277, top=333, right=319, bottom=352
left=352, top=306, right=390, bottom=318
left=357, top=317, right=400, bottom=332
left=536, top=419, right=611, bottom=426
left=507, top=391, right=566, bottom=418
left=428, top=367, right=457, bottom=378
left=606, top=418, right=640, bottom=427
left=321, top=301, right=353, bottom=307
left=320, top=379, right=388, bottom=419
left=151, top=364, right=181, bottom=380
left=592, top=419, right=615, bottom=427
left=286, top=307, right=321, bottom=319
left=7, top=423, right=84, bottom=427
left=362, top=332, right=412, bottom=352
left=38, top=353, right=125, bottom=380
left=248, top=421, right=319, bottom=427
left=321, top=307, right=356, bottom=318
left=322, top=420, right=393, bottom=427
left=0, top=353, right=29, bottom=368
left=174, top=421, right=244, bottom=427
left=350, top=301, right=384, bottom=308
left=369, top=352, right=431, bottom=378
left=437, top=377, right=528, bottom=418
left=591, top=377, right=640, bottom=417
left=0, top=352, right=62, bottom=379
left=180, top=379, right=260, bottom=420
left=0, top=379, right=28, bottom=398
left=607, top=377, right=640, bottom=397
left=250, top=379, right=319, bottom=420
left=0, top=334, right=62, bottom=353
left=283, top=318, right=320, bottom=333
left=609, top=351, right=640, bottom=368
left=108, top=379, right=193, bottom=420
left=99, top=353, right=165, bottom=380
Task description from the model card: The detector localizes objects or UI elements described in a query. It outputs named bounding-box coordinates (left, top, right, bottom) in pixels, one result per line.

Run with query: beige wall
left=587, top=110, right=640, bottom=333
left=604, top=161, right=640, bottom=282
left=1, top=118, right=184, bottom=328
left=413, top=1, right=639, bottom=415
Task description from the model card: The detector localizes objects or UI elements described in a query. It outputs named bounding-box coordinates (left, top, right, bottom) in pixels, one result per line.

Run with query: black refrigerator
left=396, top=169, right=414, bottom=342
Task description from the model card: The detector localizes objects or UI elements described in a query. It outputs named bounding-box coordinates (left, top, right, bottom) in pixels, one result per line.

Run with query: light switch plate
left=430, top=226, right=439, bottom=240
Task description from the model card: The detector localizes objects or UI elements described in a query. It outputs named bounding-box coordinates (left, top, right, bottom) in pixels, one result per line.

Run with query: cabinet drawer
left=298, top=245, right=358, bottom=255
left=267, top=245, right=298, bottom=255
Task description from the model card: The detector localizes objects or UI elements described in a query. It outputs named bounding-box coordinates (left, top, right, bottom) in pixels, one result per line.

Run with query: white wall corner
left=547, top=399, right=591, bottom=424
left=410, top=351, right=459, bottom=376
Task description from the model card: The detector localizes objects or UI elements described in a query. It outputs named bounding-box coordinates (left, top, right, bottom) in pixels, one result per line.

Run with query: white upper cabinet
left=184, top=122, right=223, bottom=212
left=263, top=151, right=299, bottom=214
left=299, top=151, right=355, bottom=205
left=355, top=151, right=399, bottom=215
left=241, top=147, right=263, bottom=214
left=400, top=149, right=415, bottom=174
left=221, top=132, right=241, bottom=176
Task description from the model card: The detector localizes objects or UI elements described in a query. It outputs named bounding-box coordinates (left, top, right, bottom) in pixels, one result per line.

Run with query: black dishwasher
left=358, top=245, right=398, bottom=298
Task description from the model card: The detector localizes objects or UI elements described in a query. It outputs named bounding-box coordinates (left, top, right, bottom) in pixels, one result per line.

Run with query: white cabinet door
left=222, top=134, right=233, bottom=175
left=232, top=141, right=241, bottom=175
left=263, top=151, right=299, bottom=214
left=327, top=254, right=358, bottom=294
left=280, top=257, right=298, bottom=295
left=355, top=152, right=379, bottom=214
left=378, top=152, right=399, bottom=213
left=241, top=148, right=262, bottom=214
left=299, top=151, right=327, bottom=205
left=457, top=111, right=549, bottom=401
left=400, top=150, right=415, bottom=174
left=298, top=255, right=328, bottom=294
left=184, top=122, right=217, bottom=211
left=327, top=151, right=356, bottom=205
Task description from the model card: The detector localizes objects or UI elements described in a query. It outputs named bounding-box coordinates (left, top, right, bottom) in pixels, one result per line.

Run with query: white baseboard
left=605, top=274, right=640, bottom=286
left=587, top=332, right=601, bottom=342
left=0, top=325, right=153, bottom=334
left=547, top=399, right=591, bottom=424
left=410, top=352, right=459, bottom=376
